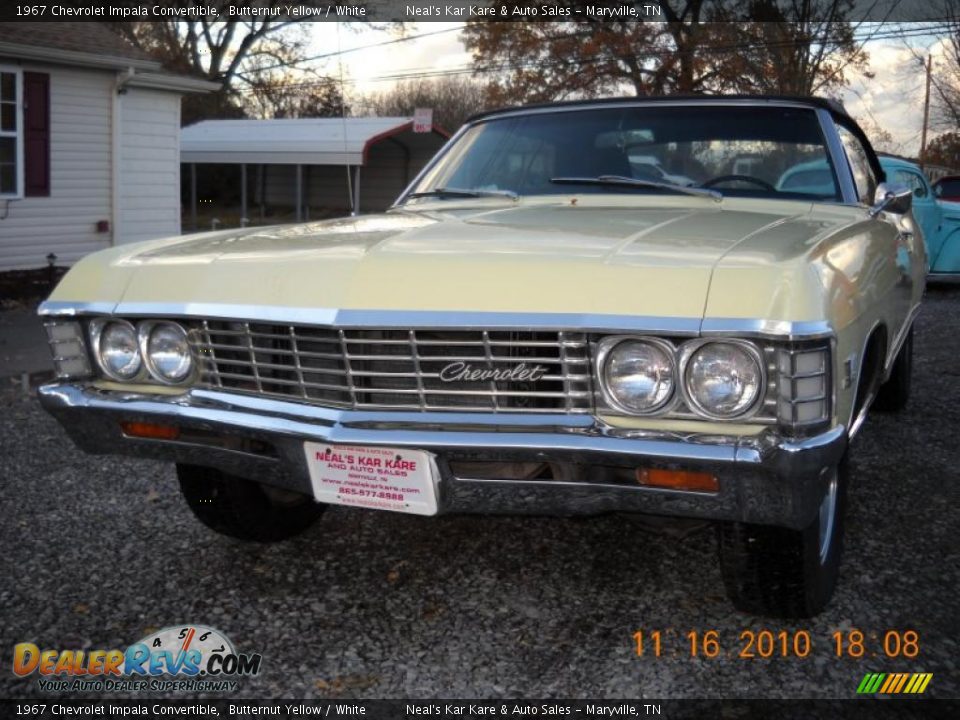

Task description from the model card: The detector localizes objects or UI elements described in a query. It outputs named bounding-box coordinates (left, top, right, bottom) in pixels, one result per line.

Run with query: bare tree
left=246, top=75, right=348, bottom=119
left=711, top=0, right=871, bottom=95
left=921, top=130, right=960, bottom=167
left=462, top=1, right=717, bottom=104
left=856, top=116, right=899, bottom=154
left=358, top=76, right=491, bottom=132
left=108, top=6, right=329, bottom=124
left=462, top=0, right=869, bottom=105
left=924, top=2, right=960, bottom=130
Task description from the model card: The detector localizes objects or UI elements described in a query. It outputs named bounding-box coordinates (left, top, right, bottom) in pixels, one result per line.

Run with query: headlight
left=684, top=341, right=763, bottom=418
left=601, top=338, right=675, bottom=413
left=144, top=322, right=193, bottom=383
left=96, top=320, right=142, bottom=380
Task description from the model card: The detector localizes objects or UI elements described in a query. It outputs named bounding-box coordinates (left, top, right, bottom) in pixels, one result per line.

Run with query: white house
left=0, top=23, right=217, bottom=272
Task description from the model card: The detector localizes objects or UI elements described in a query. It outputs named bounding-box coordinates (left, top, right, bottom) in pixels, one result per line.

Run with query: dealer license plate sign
left=303, top=443, right=438, bottom=516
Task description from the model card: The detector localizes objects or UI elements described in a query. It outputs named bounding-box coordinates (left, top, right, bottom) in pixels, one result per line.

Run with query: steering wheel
left=701, top=175, right=776, bottom=191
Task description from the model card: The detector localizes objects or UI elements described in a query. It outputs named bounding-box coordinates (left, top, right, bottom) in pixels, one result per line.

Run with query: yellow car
left=38, top=97, right=925, bottom=618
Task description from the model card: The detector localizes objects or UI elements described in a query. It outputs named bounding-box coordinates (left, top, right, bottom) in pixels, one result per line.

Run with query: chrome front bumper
left=38, top=383, right=848, bottom=530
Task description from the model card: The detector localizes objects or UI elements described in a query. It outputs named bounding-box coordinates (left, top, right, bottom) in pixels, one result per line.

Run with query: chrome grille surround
left=191, top=320, right=593, bottom=413
left=64, top=314, right=831, bottom=428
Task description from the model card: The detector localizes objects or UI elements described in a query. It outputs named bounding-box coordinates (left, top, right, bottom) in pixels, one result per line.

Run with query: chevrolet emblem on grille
left=438, top=361, right=548, bottom=383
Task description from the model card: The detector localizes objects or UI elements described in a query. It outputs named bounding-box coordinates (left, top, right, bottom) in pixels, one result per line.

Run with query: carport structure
left=180, top=117, right=449, bottom=227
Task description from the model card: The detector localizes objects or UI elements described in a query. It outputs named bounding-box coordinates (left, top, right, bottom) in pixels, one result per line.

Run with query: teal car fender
left=876, top=156, right=960, bottom=275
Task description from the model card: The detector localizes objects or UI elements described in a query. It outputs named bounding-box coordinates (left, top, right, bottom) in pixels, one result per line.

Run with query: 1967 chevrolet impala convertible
left=38, top=96, right=925, bottom=617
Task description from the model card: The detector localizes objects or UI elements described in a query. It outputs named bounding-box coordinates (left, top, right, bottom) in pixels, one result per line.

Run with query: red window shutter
left=23, top=71, right=50, bottom=197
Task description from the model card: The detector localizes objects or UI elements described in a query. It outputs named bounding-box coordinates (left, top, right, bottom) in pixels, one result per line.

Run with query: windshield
left=405, top=105, right=841, bottom=202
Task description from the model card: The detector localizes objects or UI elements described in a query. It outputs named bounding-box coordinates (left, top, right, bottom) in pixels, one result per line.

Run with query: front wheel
left=716, top=453, right=849, bottom=618
left=177, top=464, right=325, bottom=542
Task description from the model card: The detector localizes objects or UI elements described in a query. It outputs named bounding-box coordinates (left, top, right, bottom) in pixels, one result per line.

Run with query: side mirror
left=869, top=183, right=913, bottom=217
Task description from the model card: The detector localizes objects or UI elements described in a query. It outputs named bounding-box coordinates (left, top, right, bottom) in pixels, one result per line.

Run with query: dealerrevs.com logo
left=13, top=625, right=261, bottom=693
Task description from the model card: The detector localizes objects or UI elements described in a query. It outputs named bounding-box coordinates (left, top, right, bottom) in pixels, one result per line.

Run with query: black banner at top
left=0, top=0, right=953, bottom=23
left=0, top=699, right=955, bottom=720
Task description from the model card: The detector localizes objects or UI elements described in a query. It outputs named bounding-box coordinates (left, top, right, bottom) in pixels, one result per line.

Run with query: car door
left=838, top=129, right=916, bottom=338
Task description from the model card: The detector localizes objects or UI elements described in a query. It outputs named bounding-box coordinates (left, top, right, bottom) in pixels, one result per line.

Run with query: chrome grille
left=192, top=321, right=593, bottom=413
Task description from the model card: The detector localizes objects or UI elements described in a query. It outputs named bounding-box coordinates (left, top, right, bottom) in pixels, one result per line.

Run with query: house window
left=0, top=67, right=23, bottom=198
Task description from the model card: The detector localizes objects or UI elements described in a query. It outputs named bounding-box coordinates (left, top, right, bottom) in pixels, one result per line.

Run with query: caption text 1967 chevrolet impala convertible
left=38, top=96, right=924, bottom=618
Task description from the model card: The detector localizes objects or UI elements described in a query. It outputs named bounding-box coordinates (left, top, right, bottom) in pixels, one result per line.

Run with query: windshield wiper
left=550, top=175, right=722, bottom=201
left=406, top=187, right=518, bottom=200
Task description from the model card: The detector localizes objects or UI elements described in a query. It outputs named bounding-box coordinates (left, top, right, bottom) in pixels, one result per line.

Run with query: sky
left=304, top=22, right=952, bottom=157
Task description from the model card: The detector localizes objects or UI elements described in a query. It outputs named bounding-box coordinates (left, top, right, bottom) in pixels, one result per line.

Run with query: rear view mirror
left=869, top=183, right=913, bottom=217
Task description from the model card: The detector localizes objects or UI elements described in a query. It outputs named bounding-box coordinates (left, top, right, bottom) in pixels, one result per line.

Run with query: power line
left=252, top=25, right=464, bottom=74
left=244, top=22, right=950, bottom=92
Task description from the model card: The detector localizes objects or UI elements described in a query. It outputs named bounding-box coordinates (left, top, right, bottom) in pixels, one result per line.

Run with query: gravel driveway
left=1, top=287, right=958, bottom=700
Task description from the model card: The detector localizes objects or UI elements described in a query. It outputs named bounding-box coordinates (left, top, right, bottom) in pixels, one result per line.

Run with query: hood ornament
left=439, top=361, right=548, bottom=383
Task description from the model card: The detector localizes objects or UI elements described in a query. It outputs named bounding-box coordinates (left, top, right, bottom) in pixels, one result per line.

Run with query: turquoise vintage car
left=778, top=155, right=960, bottom=278
left=881, top=157, right=960, bottom=278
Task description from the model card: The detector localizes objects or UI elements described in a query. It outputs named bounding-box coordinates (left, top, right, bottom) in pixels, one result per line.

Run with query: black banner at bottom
left=1, top=699, right=957, bottom=720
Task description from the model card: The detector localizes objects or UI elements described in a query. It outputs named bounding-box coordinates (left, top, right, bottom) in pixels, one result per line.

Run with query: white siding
left=117, top=88, right=181, bottom=245
left=0, top=65, right=113, bottom=271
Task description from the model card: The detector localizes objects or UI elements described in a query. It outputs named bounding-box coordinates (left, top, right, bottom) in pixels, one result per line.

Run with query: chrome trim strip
left=848, top=319, right=883, bottom=439
left=456, top=474, right=720, bottom=497
left=884, top=303, right=922, bottom=376
left=39, top=301, right=117, bottom=317
left=472, top=98, right=836, bottom=123
left=848, top=302, right=920, bottom=439
left=116, top=304, right=707, bottom=334
left=42, top=303, right=840, bottom=341
left=816, top=107, right=860, bottom=205
left=700, top=317, right=834, bottom=340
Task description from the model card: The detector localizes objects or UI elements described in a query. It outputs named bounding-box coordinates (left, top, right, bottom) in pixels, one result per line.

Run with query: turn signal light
left=637, top=468, right=718, bottom=493
left=120, top=422, right=180, bottom=440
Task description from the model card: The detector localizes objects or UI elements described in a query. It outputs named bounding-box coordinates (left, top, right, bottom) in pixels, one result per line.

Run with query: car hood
left=50, top=197, right=862, bottom=325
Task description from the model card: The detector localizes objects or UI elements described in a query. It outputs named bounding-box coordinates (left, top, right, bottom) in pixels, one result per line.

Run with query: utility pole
left=921, top=54, right=932, bottom=160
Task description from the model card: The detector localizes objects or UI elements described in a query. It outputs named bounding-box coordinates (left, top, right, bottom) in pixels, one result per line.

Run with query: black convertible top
left=466, top=94, right=853, bottom=124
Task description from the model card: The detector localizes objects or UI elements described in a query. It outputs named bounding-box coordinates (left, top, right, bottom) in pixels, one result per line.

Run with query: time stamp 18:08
left=634, top=629, right=921, bottom=659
